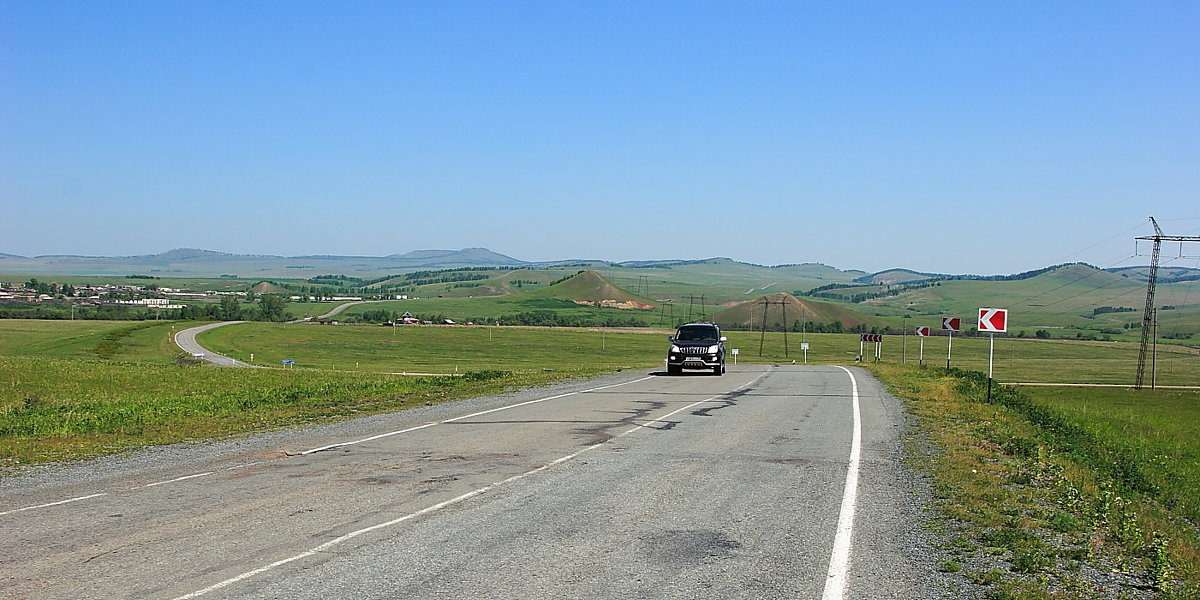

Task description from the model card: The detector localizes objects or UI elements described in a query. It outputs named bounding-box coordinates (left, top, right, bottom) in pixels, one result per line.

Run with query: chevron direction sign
left=860, top=334, right=883, bottom=342
left=979, top=308, right=1008, bottom=333
left=915, top=326, right=930, bottom=337
left=941, top=317, right=961, bottom=331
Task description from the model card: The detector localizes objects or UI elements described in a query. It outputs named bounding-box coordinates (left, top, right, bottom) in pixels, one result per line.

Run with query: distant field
left=1, top=319, right=1195, bottom=386
left=334, top=296, right=668, bottom=326
left=197, top=322, right=668, bottom=373
left=195, top=323, right=1200, bottom=386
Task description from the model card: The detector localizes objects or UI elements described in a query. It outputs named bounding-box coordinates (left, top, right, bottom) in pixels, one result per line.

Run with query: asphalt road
left=173, top=322, right=251, bottom=367
left=0, top=365, right=952, bottom=600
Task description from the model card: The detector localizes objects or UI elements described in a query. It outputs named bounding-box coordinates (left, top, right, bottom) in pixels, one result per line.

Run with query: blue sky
left=2, top=1, right=1197, bottom=274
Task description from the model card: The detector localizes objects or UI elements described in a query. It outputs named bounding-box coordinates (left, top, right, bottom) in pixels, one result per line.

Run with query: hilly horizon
left=2, top=246, right=1179, bottom=282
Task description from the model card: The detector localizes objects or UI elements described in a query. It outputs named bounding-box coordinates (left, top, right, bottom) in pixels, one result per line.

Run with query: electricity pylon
left=1135, top=217, right=1200, bottom=389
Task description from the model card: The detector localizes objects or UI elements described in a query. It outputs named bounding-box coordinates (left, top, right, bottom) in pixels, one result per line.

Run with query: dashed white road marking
left=0, top=493, right=109, bottom=516
left=144, top=472, right=215, bottom=488
left=0, top=377, right=656, bottom=516
left=299, top=376, right=655, bottom=455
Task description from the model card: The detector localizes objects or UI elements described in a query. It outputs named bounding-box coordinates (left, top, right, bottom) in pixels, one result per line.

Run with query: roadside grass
left=870, top=363, right=1200, bottom=599
left=0, top=355, right=596, bottom=467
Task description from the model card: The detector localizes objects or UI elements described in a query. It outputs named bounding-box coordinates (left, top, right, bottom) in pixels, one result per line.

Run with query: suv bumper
left=668, top=354, right=723, bottom=369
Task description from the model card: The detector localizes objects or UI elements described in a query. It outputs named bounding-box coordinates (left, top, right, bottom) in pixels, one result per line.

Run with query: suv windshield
left=675, top=325, right=719, bottom=342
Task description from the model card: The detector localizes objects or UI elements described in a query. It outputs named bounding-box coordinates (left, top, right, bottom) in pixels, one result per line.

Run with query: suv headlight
left=670, top=345, right=682, bottom=353
left=708, top=345, right=720, bottom=353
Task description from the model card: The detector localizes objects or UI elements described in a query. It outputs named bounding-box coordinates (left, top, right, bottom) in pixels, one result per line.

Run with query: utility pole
left=1135, top=217, right=1200, bottom=389
left=757, top=298, right=789, bottom=357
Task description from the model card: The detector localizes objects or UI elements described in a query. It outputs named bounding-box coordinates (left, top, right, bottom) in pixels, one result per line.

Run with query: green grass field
left=0, top=319, right=185, bottom=363
left=1020, top=385, right=1200, bottom=526
left=197, top=322, right=668, bottom=373
left=197, top=323, right=1200, bottom=385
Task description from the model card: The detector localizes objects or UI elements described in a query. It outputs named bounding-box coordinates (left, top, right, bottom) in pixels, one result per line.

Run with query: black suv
left=667, top=323, right=727, bottom=375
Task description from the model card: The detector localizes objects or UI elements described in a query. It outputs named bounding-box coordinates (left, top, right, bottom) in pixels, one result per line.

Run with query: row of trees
left=0, top=295, right=290, bottom=322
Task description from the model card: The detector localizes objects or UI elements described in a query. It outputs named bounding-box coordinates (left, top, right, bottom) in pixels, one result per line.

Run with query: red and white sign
left=941, top=317, right=961, bottom=331
left=979, top=308, right=1008, bottom=333
left=860, top=334, right=883, bottom=343
left=915, top=326, right=930, bottom=337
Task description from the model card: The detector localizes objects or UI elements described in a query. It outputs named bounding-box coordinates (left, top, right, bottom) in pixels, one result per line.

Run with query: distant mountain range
left=0, top=247, right=1194, bottom=284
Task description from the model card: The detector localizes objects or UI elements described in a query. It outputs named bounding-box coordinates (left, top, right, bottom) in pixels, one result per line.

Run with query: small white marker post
left=942, top=317, right=960, bottom=368
left=731, top=348, right=739, bottom=365
left=914, top=326, right=930, bottom=367
left=801, top=342, right=809, bottom=364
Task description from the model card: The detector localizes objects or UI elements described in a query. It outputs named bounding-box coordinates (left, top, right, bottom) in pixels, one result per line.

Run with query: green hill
left=708, top=292, right=869, bottom=331
left=528, top=270, right=656, bottom=309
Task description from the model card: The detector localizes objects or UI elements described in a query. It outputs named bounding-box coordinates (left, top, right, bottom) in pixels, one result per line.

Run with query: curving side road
left=317, top=300, right=387, bottom=319
left=177, top=301, right=384, bottom=366
left=174, top=321, right=253, bottom=367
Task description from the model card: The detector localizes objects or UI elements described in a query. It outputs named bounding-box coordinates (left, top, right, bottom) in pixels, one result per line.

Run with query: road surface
left=173, top=322, right=251, bottom=367
left=0, top=366, right=951, bottom=599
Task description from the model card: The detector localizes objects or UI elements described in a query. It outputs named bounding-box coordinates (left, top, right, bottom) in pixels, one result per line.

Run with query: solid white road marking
left=822, top=366, right=863, bottom=600
left=171, top=372, right=769, bottom=600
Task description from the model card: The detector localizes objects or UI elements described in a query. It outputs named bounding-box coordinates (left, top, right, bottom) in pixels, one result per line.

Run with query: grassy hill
left=708, top=292, right=870, bottom=331
left=801, top=263, right=1200, bottom=342
left=526, top=270, right=656, bottom=309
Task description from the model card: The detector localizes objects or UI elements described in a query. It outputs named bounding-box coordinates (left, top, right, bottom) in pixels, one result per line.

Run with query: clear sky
left=2, top=1, right=1197, bottom=275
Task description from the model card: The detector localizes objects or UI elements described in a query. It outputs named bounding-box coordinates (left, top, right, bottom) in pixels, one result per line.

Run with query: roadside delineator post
left=942, top=317, right=961, bottom=368
left=915, top=326, right=930, bottom=367
left=979, top=308, right=1008, bottom=402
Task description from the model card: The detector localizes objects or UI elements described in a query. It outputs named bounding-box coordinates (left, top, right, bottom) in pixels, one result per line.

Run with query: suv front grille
left=680, top=346, right=710, bottom=355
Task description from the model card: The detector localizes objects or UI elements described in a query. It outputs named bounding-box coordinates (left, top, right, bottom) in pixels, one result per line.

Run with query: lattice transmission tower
left=1134, top=217, right=1200, bottom=389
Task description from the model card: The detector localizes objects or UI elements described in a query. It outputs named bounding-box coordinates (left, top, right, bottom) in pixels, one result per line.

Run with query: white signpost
left=915, top=326, right=930, bottom=366
left=942, top=317, right=960, bottom=368
left=978, top=308, right=1009, bottom=400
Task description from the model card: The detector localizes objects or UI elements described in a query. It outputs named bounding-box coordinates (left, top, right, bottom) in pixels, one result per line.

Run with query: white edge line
left=171, top=373, right=750, bottom=600
left=0, top=493, right=109, bottom=516
left=822, top=365, right=862, bottom=600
